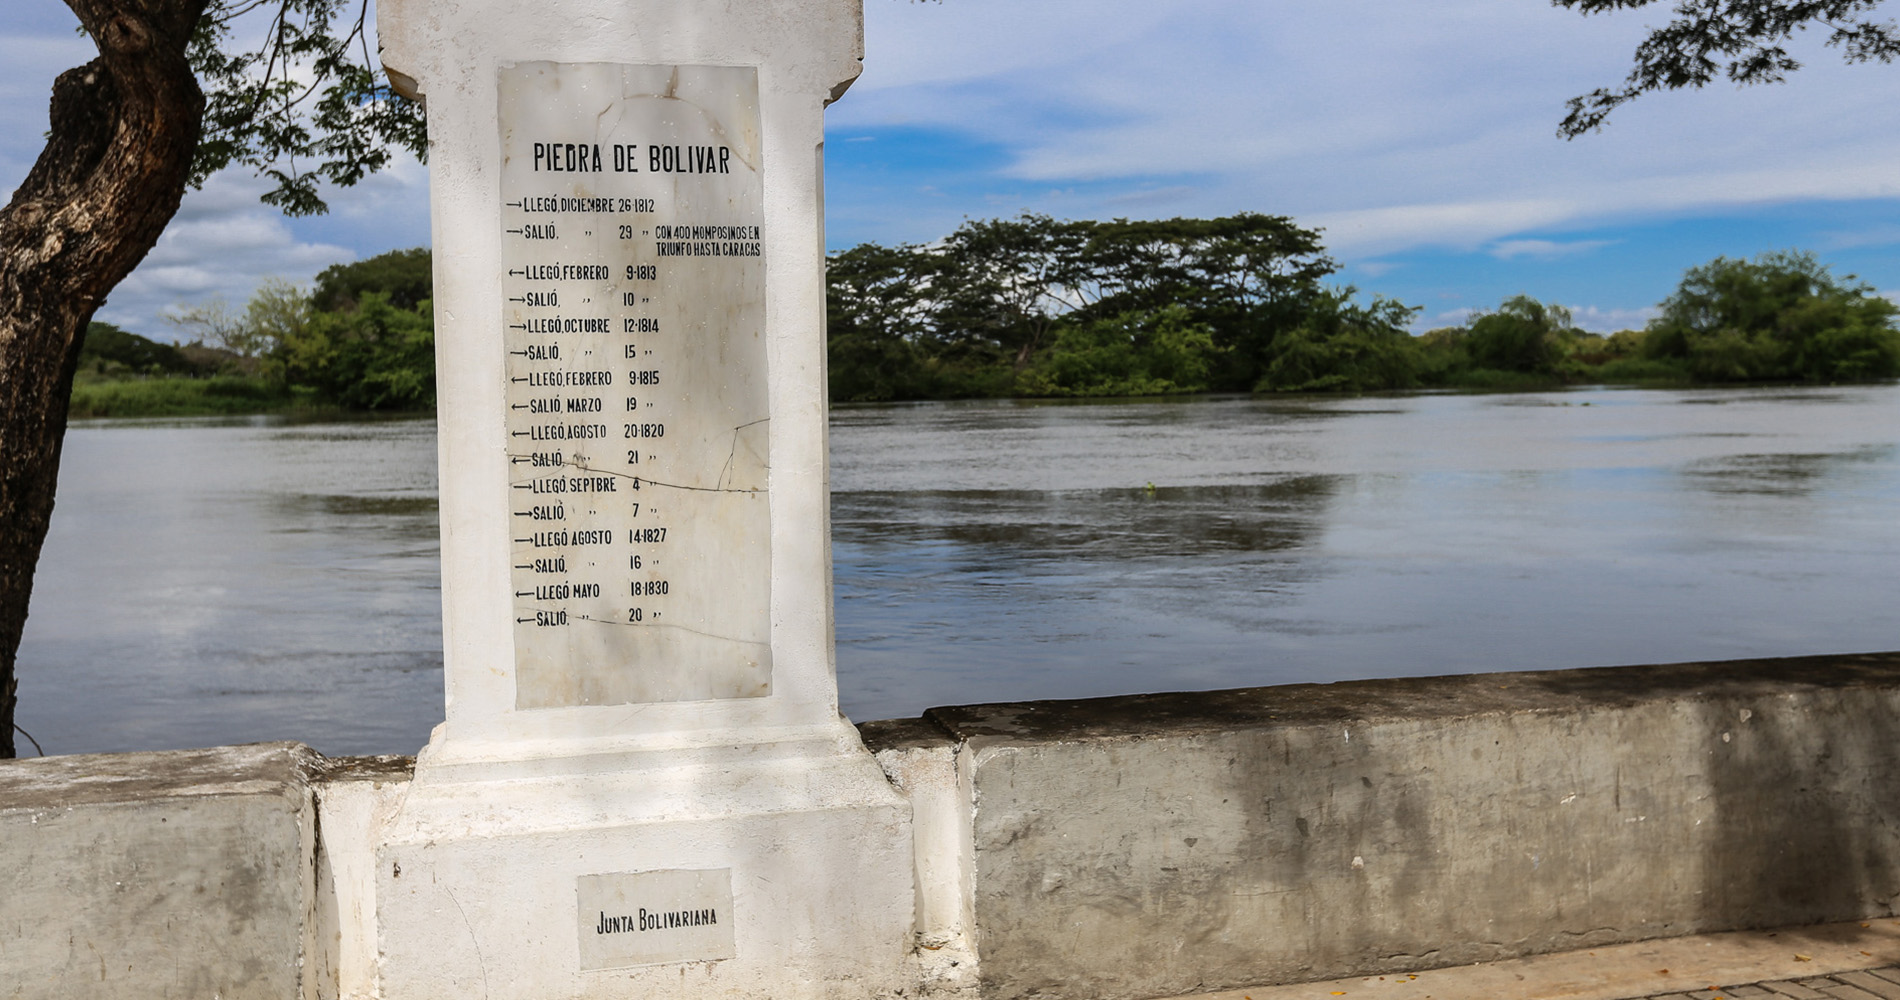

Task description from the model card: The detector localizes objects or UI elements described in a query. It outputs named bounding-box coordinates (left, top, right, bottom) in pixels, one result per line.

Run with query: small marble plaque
left=498, top=61, right=772, bottom=709
left=576, top=868, right=736, bottom=971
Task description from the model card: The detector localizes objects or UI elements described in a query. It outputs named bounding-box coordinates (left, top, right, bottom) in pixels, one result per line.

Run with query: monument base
left=374, top=719, right=916, bottom=999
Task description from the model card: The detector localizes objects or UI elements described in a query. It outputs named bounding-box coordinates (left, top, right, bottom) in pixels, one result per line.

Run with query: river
left=15, top=384, right=1900, bottom=756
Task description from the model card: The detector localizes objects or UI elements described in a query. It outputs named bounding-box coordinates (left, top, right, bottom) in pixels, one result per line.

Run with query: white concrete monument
left=373, top=1, right=915, bottom=996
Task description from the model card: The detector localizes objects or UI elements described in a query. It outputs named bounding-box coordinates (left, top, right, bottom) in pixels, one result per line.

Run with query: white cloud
left=851, top=0, right=1185, bottom=93
left=1818, top=225, right=1900, bottom=251
left=1309, top=197, right=1582, bottom=257
left=95, top=171, right=357, bottom=337
left=9, top=0, right=1900, bottom=331
left=0, top=29, right=95, bottom=193
left=1304, top=155, right=1900, bottom=258
left=839, top=0, right=1900, bottom=264
left=1489, top=239, right=1616, bottom=260
left=1423, top=306, right=1480, bottom=329
left=92, top=155, right=434, bottom=336
left=1418, top=302, right=1656, bottom=333
left=1567, top=304, right=1659, bottom=333
left=1100, top=185, right=1202, bottom=208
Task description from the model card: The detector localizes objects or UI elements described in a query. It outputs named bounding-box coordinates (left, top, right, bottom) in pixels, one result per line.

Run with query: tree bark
left=0, top=0, right=208, bottom=757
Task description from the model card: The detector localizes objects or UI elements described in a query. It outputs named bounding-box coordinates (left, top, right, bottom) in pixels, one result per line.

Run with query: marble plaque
left=576, top=868, right=736, bottom=971
left=499, top=62, right=771, bottom=709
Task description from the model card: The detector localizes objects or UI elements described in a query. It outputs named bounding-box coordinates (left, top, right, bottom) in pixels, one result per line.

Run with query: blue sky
left=8, top=0, right=1900, bottom=334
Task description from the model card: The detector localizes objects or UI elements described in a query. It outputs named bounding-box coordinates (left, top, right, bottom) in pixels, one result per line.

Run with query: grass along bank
left=69, top=248, right=437, bottom=419
left=67, top=373, right=303, bottom=418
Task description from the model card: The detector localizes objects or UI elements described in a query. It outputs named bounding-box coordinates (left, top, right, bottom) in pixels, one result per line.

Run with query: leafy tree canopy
left=1464, top=295, right=1580, bottom=374
left=187, top=0, right=426, bottom=214
left=79, top=322, right=191, bottom=375
left=1557, top=0, right=1900, bottom=136
left=1257, top=290, right=1422, bottom=393
left=313, top=246, right=434, bottom=312
left=825, top=212, right=1340, bottom=400
left=1642, top=250, right=1900, bottom=380
left=272, top=291, right=436, bottom=409
left=1017, top=306, right=1222, bottom=398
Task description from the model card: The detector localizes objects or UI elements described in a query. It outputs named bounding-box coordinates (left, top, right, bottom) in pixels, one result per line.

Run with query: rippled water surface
left=17, top=385, right=1900, bottom=755
left=17, top=416, right=442, bottom=756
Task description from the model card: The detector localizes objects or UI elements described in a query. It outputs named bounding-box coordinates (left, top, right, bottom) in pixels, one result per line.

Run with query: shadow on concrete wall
left=1698, top=673, right=1900, bottom=933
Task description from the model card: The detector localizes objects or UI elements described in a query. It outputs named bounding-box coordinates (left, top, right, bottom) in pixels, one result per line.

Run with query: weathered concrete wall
left=0, top=742, right=322, bottom=1000
left=0, top=742, right=418, bottom=1000
left=862, top=652, right=1900, bottom=1000
left=10, top=654, right=1900, bottom=1000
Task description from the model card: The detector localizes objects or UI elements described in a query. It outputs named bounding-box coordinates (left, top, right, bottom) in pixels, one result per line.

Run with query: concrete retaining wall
left=0, top=743, right=323, bottom=1000
left=0, top=742, right=415, bottom=1000
left=8, top=653, right=1900, bottom=999
left=862, top=651, right=1900, bottom=1000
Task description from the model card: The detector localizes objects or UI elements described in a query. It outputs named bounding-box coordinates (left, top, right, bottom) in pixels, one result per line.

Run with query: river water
left=15, top=384, right=1900, bottom=756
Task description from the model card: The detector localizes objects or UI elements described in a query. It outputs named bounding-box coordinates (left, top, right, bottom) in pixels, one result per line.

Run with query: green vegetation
left=1016, top=306, right=1221, bottom=398
left=312, top=247, right=434, bottom=312
left=77, top=322, right=192, bottom=375
left=1641, top=251, right=1900, bottom=382
left=1259, top=291, right=1421, bottom=392
left=71, top=248, right=434, bottom=418
left=76, top=237, right=1900, bottom=420
left=273, top=291, right=435, bottom=410
left=826, top=212, right=1339, bottom=401
left=72, top=320, right=290, bottom=417
left=827, top=218, right=1900, bottom=399
left=69, top=374, right=296, bottom=418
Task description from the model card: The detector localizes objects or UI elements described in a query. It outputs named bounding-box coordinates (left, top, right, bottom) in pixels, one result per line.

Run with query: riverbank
left=67, top=370, right=1881, bottom=420
left=67, top=374, right=296, bottom=418
left=65, top=374, right=436, bottom=419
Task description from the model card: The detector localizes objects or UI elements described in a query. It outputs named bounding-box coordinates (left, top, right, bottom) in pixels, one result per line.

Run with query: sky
left=7, top=0, right=1900, bottom=334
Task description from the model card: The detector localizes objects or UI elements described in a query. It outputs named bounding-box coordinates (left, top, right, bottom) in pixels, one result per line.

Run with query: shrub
left=1463, top=296, right=1574, bottom=374
left=1256, top=290, right=1421, bottom=392
left=1017, top=306, right=1220, bottom=397
left=272, top=292, right=435, bottom=409
left=1644, top=251, right=1900, bottom=382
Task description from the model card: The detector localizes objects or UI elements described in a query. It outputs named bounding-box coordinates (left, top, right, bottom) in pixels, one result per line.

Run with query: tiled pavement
left=1629, top=967, right=1900, bottom=1000
left=1169, top=917, right=1900, bottom=1000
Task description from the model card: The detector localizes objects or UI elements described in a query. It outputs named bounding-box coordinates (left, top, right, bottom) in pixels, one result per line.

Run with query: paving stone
left=1834, top=972, right=1900, bottom=1000
left=1618, top=971, right=1900, bottom=1000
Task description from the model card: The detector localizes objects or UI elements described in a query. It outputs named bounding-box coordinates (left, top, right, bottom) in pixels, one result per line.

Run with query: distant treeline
left=826, top=214, right=1900, bottom=400
left=72, top=220, right=1900, bottom=418
left=827, top=213, right=1343, bottom=400
left=72, top=248, right=435, bottom=417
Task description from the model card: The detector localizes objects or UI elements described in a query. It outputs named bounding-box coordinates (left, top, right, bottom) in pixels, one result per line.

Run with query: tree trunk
left=0, top=0, right=208, bottom=758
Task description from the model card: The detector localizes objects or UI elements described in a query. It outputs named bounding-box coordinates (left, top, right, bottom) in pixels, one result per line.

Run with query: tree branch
left=1554, top=0, right=1899, bottom=136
